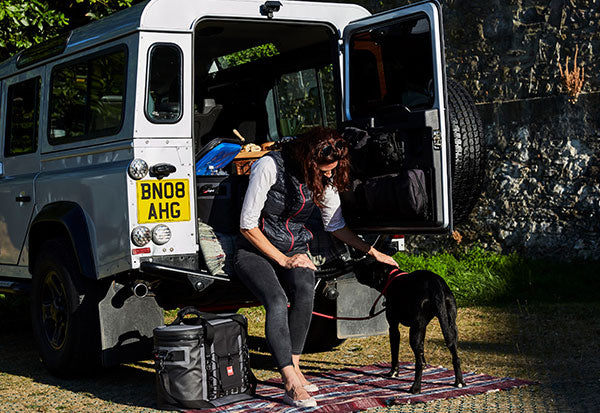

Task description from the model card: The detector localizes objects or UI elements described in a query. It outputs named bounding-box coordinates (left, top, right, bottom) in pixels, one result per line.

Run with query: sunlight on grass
left=394, top=246, right=600, bottom=306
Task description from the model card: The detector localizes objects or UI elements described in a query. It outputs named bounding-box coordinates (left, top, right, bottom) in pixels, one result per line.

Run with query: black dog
left=354, top=261, right=466, bottom=393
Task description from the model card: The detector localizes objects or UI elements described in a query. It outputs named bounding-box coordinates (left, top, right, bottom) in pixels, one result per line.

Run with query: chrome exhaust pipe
left=132, top=280, right=150, bottom=298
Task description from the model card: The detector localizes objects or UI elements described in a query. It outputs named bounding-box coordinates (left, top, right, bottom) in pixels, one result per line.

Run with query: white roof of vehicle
left=0, top=0, right=370, bottom=78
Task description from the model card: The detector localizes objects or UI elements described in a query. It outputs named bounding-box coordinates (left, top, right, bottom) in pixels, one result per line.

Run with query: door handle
left=16, top=195, right=31, bottom=202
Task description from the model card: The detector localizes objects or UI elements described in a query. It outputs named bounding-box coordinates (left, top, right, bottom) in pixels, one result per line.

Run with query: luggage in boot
left=153, top=307, right=256, bottom=410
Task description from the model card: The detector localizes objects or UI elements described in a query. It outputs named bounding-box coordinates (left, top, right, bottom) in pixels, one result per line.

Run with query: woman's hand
left=241, top=228, right=317, bottom=270
left=279, top=254, right=317, bottom=271
left=331, top=226, right=398, bottom=268
left=368, top=247, right=399, bottom=268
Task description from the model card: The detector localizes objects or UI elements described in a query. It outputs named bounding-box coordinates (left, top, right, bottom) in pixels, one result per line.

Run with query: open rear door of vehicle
left=340, top=1, right=451, bottom=234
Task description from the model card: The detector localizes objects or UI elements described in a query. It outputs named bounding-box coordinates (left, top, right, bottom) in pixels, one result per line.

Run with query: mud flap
left=335, top=274, right=388, bottom=338
left=98, top=280, right=164, bottom=367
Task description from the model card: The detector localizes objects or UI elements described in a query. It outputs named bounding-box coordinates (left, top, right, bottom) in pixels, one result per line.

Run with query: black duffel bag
left=359, top=169, right=427, bottom=217
left=153, top=307, right=256, bottom=410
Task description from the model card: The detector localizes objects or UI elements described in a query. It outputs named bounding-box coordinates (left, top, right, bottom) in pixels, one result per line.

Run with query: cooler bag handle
left=171, top=306, right=215, bottom=342
left=172, top=307, right=248, bottom=329
left=171, top=306, right=205, bottom=325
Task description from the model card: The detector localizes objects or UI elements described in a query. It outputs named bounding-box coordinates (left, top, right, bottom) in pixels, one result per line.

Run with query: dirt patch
left=1, top=299, right=598, bottom=412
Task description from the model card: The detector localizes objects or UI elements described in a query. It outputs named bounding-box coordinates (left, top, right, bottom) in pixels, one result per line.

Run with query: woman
left=234, top=127, right=397, bottom=407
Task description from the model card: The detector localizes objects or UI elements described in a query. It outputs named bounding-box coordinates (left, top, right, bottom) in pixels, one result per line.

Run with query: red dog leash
left=311, top=268, right=408, bottom=321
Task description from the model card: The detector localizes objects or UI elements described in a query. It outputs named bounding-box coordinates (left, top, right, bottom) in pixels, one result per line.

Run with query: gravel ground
left=1, top=301, right=599, bottom=412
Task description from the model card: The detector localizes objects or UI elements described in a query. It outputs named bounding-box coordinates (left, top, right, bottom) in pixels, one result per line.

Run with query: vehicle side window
left=5, top=77, right=40, bottom=157
left=49, top=48, right=126, bottom=144
left=273, top=65, right=337, bottom=137
left=146, top=44, right=182, bottom=123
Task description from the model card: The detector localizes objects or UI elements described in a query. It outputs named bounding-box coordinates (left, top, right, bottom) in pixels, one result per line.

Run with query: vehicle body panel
left=0, top=68, right=43, bottom=267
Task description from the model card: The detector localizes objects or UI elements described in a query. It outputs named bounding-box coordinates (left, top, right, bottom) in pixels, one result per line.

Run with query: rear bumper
left=139, top=260, right=229, bottom=293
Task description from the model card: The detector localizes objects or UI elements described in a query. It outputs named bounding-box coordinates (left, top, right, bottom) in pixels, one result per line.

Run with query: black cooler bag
left=153, top=307, right=256, bottom=410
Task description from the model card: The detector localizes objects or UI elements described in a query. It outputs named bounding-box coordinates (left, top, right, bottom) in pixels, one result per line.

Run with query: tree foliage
left=0, top=0, right=137, bottom=62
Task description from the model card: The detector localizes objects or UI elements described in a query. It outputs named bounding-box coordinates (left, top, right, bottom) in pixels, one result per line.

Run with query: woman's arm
left=331, top=226, right=398, bottom=268
left=320, top=187, right=398, bottom=267
left=241, top=227, right=316, bottom=270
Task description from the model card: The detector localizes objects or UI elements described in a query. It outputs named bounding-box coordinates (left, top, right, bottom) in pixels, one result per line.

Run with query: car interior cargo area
left=193, top=19, right=339, bottom=149
left=192, top=15, right=445, bottom=238
left=192, top=19, right=345, bottom=278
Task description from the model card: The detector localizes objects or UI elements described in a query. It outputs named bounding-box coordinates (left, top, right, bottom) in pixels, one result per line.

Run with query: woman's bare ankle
left=294, top=366, right=311, bottom=386
left=281, top=366, right=305, bottom=394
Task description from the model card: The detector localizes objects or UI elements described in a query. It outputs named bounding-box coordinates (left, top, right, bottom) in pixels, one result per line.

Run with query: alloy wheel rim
left=40, top=270, right=69, bottom=350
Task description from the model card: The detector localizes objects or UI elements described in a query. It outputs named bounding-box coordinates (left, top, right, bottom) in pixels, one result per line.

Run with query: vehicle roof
left=0, top=0, right=370, bottom=79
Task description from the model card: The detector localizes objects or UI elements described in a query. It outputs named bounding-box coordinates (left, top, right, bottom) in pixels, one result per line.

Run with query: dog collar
left=381, top=269, right=408, bottom=297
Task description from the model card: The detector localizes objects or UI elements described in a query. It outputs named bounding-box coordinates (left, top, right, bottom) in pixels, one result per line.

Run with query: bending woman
left=234, top=127, right=397, bottom=407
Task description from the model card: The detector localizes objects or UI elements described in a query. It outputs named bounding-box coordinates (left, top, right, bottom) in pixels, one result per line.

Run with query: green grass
left=1, top=247, right=597, bottom=310
left=393, top=246, right=600, bottom=306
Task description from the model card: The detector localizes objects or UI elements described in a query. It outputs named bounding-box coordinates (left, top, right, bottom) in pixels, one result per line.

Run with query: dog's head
left=353, top=259, right=400, bottom=292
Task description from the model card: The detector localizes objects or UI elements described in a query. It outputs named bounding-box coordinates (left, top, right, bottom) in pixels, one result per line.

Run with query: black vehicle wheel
left=30, top=239, right=100, bottom=375
left=303, top=296, right=345, bottom=352
left=447, top=78, right=485, bottom=224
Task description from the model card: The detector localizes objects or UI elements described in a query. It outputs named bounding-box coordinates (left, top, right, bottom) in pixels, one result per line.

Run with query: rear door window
left=146, top=44, right=182, bottom=123
left=49, top=47, right=127, bottom=144
left=348, top=16, right=435, bottom=117
left=5, top=77, right=40, bottom=157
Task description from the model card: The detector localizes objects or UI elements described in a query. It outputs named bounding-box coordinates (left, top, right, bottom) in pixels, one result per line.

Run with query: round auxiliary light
left=152, top=224, right=172, bottom=245
left=131, top=226, right=152, bottom=247
left=128, top=158, right=149, bottom=180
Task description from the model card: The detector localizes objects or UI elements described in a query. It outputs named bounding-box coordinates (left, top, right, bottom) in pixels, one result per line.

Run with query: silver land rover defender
left=0, top=0, right=483, bottom=374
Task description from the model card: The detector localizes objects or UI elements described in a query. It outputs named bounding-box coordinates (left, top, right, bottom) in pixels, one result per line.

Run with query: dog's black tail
left=433, top=277, right=465, bottom=387
left=433, top=278, right=458, bottom=348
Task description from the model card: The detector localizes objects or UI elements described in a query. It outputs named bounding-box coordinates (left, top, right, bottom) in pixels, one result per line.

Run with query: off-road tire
left=447, top=78, right=485, bottom=224
left=30, top=239, right=101, bottom=376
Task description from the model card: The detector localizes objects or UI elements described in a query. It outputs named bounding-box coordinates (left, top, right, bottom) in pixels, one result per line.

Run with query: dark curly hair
left=283, top=127, right=350, bottom=207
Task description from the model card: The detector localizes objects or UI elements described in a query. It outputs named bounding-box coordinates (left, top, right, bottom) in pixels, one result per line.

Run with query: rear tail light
left=128, top=158, right=149, bottom=180
left=131, top=226, right=152, bottom=246
left=152, top=224, right=172, bottom=245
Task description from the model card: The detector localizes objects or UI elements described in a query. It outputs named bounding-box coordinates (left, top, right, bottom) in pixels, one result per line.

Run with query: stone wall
left=331, top=0, right=600, bottom=260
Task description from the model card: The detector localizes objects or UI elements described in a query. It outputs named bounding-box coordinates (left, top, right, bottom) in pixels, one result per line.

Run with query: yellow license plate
left=137, top=179, right=191, bottom=223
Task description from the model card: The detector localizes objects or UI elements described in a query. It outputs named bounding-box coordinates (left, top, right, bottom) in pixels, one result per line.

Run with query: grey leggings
left=234, top=246, right=315, bottom=369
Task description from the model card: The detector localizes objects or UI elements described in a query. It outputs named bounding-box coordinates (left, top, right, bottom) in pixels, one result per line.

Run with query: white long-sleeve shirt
left=239, top=155, right=346, bottom=232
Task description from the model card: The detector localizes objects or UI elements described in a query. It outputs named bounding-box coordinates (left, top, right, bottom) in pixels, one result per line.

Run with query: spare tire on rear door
left=447, top=78, right=485, bottom=224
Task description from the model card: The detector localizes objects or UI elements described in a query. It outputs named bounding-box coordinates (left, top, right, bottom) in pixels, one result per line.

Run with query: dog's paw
left=386, top=369, right=399, bottom=378
left=408, top=384, right=421, bottom=394
left=454, top=379, right=466, bottom=388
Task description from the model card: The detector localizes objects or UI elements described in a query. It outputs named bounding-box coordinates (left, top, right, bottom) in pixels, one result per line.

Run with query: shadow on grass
left=3, top=288, right=600, bottom=411
left=0, top=295, right=158, bottom=410
left=457, top=302, right=600, bottom=411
